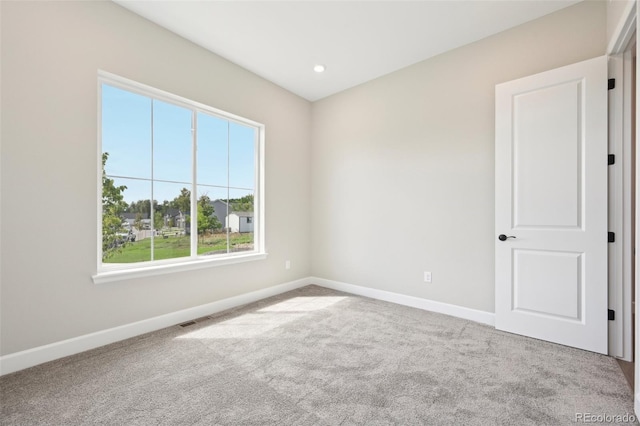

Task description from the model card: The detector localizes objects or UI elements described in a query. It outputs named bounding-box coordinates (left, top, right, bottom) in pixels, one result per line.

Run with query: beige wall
left=310, top=1, right=607, bottom=313
left=607, top=0, right=635, bottom=49
left=0, top=1, right=312, bottom=355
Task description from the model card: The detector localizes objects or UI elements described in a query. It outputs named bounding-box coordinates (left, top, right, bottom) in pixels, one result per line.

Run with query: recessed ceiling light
left=313, top=64, right=326, bottom=73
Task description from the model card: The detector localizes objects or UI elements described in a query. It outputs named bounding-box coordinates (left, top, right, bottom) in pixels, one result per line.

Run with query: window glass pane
left=100, top=75, right=261, bottom=270
left=197, top=112, right=228, bottom=187
left=153, top=100, right=192, bottom=184
left=196, top=186, right=228, bottom=257
left=151, top=182, right=192, bottom=261
left=228, top=188, right=254, bottom=253
left=229, top=122, right=255, bottom=190
left=101, top=84, right=151, bottom=179
left=103, top=178, right=151, bottom=264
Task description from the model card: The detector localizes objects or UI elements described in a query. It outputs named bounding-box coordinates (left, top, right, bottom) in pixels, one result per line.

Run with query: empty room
left=2, top=0, right=639, bottom=424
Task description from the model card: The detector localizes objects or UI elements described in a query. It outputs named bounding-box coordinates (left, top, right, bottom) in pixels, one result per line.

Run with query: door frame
left=608, top=50, right=635, bottom=362
left=607, top=0, right=637, bottom=414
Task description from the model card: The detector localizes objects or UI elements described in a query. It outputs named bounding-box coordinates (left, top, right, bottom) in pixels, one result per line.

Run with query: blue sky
left=102, top=84, right=255, bottom=205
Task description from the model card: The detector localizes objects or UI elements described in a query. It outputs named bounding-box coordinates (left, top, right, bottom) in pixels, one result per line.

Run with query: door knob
left=498, top=234, right=516, bottom=241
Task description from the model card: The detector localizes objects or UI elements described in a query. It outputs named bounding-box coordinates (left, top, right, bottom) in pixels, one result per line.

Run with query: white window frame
left=93, top=71, right=266, bottom=284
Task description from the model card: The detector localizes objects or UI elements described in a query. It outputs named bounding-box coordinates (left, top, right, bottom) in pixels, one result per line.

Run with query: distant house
left=163, top=208, right=187, bottom=230
left=121, top=212, right=150, bottom=230
left=210, top=199, right=231, bottom=228
left=226, top=212, right=254, bottom=233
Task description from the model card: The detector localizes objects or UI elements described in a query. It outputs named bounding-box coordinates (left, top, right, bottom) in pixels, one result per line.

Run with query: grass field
left=104, top=232, right=254, bottom=263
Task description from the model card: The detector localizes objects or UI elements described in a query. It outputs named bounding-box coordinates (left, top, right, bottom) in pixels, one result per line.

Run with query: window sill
left=92, top=252, right=268, bottom=284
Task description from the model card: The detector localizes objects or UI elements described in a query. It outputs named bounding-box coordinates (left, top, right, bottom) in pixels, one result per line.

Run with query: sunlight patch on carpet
left=175, top=296, right=348, bottom=339
left=258, top=296, right=348, bottom=312
left=175, top=313, right=304, bottom=339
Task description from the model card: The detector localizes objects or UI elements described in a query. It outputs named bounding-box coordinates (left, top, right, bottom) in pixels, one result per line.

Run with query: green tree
left=154, top=211, right=164, bottom=231
left=160, top=200, right=171, bottom=217
left=229, top=194, right=254, bottom=212
left=197, top=195, right=221, bottom=240
left=127, top=199, right=158, bottom=216
left=134, top=213, right=143, bottom=231
left=171, top=188, right=191, bottom=214
left=171, top=188, right=191, bottom=233
left=102, top=152, right=128, bottom=259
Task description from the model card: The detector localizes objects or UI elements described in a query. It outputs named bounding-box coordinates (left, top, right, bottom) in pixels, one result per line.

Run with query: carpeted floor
left=0, top=285, right=636, bottom=425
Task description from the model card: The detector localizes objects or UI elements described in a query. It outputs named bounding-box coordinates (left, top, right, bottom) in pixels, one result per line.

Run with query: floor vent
left=178, top=320, right=197, bottom=328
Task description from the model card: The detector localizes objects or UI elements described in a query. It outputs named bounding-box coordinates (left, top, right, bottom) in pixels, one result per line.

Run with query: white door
left=495, top=55, right=608, bottom=354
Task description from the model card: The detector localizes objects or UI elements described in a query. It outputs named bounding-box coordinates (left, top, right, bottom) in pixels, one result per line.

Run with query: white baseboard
left=311, top=277, right=495, bottom=326
left=0, top=277, right=312, bottom=376
left=1, top=275, right=494, bottom=376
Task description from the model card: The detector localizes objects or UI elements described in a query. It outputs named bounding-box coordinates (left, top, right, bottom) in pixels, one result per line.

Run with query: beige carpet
left=0, top=285, right=636, bottom=425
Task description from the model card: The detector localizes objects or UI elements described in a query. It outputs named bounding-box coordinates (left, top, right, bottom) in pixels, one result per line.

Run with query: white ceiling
left=114, top=0, right=582, bottom=102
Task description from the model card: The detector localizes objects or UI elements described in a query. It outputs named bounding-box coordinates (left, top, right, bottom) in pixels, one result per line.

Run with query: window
left=97, top=72, right=264, bottom=280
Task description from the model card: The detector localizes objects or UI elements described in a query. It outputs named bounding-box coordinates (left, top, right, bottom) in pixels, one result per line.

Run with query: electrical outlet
left=285, top=260, right=291, bottom=270
left=424, top=271, right=432, bottom=283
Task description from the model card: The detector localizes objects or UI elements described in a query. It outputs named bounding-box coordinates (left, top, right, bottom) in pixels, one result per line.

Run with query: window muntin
left=99, top=72, right=263, bottom=272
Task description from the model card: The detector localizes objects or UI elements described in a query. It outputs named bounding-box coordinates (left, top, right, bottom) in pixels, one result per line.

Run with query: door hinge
left=608, top=78, right=616, bottom=90
left=608, top=154, right=615, bottom=165
left=608, top=232, right=615, bottom=243
left=608, top=309, right=615, bottom=321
